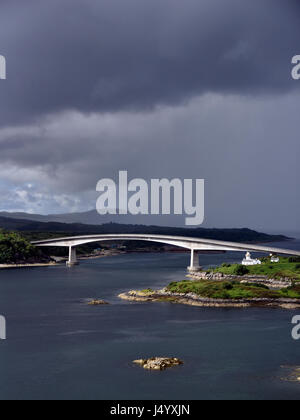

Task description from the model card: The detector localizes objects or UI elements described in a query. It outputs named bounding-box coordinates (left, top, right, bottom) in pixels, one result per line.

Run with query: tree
left=234, top=265, right=250, bottom=276
left=0, top=230, right=45, bottom=264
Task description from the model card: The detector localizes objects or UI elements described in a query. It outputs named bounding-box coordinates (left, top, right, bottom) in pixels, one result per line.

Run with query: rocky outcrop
left=188, top=272, right=226, bottom=281
left=88, top=299, right=109, bottom=305
left=133, top=357, right=183, bottom=370
left=119, top=289, right=300, bottom=309
left=187, top=272, right=293, bottom=288
left=240, top=279, right=293, bottom=289
left=281, top=366, right=300, bottom=382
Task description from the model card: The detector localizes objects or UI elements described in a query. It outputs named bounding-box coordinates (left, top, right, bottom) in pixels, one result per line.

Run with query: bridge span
left=31, top=234, right=300, bottom=271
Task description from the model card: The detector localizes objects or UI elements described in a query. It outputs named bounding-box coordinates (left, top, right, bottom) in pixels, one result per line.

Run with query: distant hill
left=0, top=215, right=289, bottom=243
left=0, top=209, right=183, bottom=225
left=0, top=209, right=215, bottom=226
left=0, top=210, right=100, bottom=225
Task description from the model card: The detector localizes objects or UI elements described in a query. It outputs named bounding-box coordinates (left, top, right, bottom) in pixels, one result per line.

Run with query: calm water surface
left=0, top=240, right=300, bottom=400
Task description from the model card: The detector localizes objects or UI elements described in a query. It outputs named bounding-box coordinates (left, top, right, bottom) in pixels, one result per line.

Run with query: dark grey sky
left=0, top=0, right=299, bottom=232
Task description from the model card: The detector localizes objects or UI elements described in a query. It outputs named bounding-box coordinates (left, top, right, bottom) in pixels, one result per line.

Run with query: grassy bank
left=166, top=280, right=300, bottom=300
left=210, top=257, right=300, bottom=281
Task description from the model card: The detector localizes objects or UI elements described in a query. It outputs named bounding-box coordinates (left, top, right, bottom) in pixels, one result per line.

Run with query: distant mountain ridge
left=0, top=209, right=216, bottom=226
left=1, top=209, right=182, bottom=225
left=0, top=213, right=289, bottom=244
left=0, top=210, right=99, bottom=225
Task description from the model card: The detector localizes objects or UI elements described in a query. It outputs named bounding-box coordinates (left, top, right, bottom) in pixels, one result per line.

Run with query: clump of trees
left=0, top=230, right=47, bottom=264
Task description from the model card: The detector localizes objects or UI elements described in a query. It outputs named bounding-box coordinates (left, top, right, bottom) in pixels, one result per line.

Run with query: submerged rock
left=133, top=357, right=183, bottom=371
left=88, top=299, right=109, bottom=305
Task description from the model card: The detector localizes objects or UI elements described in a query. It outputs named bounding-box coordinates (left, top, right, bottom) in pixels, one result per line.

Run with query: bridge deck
left=32, top=234, right=300, bottom=257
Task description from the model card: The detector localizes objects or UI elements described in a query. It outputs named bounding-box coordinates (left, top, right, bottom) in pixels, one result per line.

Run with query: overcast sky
left=0, top=0, right=299, bottom=232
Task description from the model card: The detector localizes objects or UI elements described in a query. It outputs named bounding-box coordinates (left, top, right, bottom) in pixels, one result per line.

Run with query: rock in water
left=88, top=299, right=109, bottom=305
left=133, top=357, right=183, bottom=370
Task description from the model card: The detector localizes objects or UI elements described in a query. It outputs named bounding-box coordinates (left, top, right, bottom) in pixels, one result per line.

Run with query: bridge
left=31, top=234, right=300, bottom=271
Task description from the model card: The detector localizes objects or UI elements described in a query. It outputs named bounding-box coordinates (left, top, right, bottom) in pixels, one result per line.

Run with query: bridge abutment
left=67, top=247, right=79, bottom=267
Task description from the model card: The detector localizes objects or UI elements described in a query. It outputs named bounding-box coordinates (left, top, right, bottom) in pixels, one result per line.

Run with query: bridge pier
left=187, top=249, right=202, bottom=272
left=67, top=247, right=79, bottom=267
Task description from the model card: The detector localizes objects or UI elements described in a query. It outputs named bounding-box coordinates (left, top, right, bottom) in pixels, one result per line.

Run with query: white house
left=242, top=252, right=262, bottom=266
left=270, top=254, right=280, bottom=263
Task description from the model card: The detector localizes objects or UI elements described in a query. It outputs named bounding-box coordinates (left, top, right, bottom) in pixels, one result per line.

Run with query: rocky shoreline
left=0, top=262, right=57, bottom=269
left=187, top=272, right=294, bottom=289
left=119, top=289, right=300, bottom=309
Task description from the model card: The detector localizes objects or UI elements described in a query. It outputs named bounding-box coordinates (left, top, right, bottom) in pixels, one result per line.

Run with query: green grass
left=166, top=280, right=300, bottom=300
left=140, top=289, right=154, bottom=295
left=211, top=257, right=300, bottom=281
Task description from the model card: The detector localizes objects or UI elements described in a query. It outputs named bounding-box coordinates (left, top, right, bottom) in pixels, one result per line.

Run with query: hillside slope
left=0, top=215, right=289, bottom=243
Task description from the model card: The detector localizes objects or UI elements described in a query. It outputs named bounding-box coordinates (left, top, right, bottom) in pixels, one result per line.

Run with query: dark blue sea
left=0, top=239, right=300, bottom=400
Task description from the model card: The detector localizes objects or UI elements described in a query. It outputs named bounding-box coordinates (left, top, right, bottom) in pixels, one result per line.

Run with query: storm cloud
left=0, top=0, right=300, bottom=125
left=0, top=0, right=299, bottom=231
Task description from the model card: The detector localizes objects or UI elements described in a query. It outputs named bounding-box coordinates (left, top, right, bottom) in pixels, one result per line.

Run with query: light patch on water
left=167, top=319, right=225, bottom=325
left=59, top=330, right=101, bottom=336
left=114, top=328, right=164, bottom=343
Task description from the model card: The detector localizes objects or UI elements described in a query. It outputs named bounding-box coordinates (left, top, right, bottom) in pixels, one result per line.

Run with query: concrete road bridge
left=31, top=234, right=300, bottom=271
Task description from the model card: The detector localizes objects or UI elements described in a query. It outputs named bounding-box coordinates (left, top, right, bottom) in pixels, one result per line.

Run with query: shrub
left=243, top=283, right=269, bottom=290
left=289, top=256, right=300, bottom=263
left=234, top=265, right=250, bottom=276
left=222, top=282, right=233, bottom=290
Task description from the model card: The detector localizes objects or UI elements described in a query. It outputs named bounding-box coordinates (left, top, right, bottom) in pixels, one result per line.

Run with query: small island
left=119, top=257, right=300, bottom=309
left=133, top=357, right=183, bottom=371
left=88, top=299, right=109, bottom=305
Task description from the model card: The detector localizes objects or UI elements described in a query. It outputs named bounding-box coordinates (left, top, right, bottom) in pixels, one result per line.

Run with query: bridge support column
left=187, top=249, right=202, bottom=272
left=67, top=247, right=79, bottom=267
